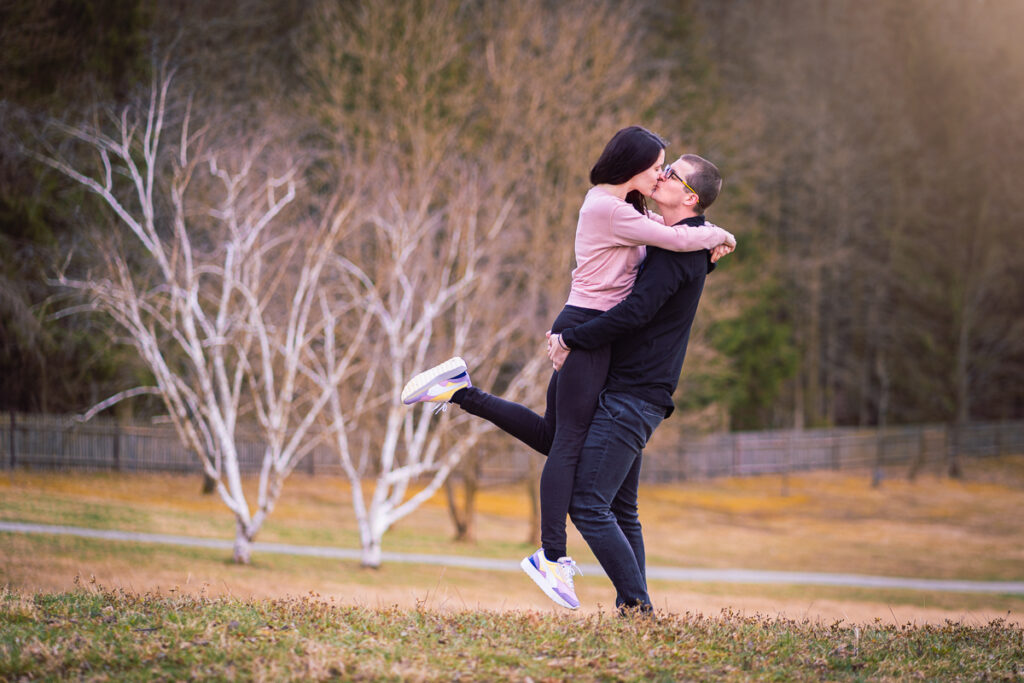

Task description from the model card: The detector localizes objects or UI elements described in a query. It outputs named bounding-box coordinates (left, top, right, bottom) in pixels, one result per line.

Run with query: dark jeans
left=456, top=305, right=609, bottom=559
left=569, top=390, right=665, bottom=609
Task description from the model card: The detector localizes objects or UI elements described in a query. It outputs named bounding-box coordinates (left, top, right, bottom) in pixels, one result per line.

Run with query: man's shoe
left=520, top=548, right=581, bottom=609
left=617, top=603, right=656, bottom=620
left=401, top=357, right=472, bottom=408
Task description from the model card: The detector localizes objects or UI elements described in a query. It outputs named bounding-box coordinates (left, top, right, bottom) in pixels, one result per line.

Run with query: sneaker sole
left=519, top=556, right=578, bottom=610
left=401, top=357, right=468, bottom=404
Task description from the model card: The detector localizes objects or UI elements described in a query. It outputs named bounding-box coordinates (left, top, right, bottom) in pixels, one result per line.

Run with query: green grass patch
left=2, top=586, right=1021, bottom=681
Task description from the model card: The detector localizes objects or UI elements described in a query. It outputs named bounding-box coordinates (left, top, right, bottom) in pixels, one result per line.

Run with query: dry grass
left=640, top=467, right=1024, bottom=581
left=5, top=586, right=1021, bottom=682
left=2, top=456, right=1023, bottom=626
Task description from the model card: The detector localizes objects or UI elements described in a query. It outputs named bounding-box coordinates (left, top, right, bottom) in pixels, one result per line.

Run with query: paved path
left=3, top=520, right=1023, bottom=595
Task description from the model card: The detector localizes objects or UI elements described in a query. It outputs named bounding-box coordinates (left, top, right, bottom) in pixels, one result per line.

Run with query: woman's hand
left=710, top=242, right=734, bottom=263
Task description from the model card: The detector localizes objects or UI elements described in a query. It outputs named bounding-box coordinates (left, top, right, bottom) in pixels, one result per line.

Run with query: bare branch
left=74, top=387, right=164, bottom=423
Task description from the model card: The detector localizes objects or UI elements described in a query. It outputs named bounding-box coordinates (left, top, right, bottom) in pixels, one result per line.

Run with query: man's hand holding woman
left=545, top=330, right=570, bottom=371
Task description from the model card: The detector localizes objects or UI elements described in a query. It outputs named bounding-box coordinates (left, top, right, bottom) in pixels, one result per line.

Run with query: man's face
left=652, top=158, right=697, bottom=209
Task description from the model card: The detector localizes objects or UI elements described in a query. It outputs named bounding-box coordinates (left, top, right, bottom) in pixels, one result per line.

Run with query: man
left=400, top=153, right=731, bottom=610
left=546, top=154, right=728, bottom=612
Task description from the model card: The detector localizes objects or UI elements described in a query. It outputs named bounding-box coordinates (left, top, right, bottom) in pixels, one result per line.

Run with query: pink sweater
left=565, top=186, right=734, bottom=311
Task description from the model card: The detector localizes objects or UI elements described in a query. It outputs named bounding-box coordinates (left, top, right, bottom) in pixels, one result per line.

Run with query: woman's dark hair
left=589, top=126, right=668, bottom=215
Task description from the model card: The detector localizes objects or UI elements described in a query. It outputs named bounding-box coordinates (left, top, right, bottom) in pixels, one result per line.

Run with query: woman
left=401, top=126, right=735, bottom=609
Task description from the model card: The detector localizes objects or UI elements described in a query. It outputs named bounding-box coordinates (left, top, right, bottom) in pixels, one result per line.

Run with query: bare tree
left=33, top=71, right=359, bottom=563
left=298, top=0, right=673, bottom=560
left=306, top=153, right=547, bottom=567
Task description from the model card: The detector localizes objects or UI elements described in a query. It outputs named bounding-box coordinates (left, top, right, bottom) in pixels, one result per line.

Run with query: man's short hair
left=680, top=154, right=722, bottom=212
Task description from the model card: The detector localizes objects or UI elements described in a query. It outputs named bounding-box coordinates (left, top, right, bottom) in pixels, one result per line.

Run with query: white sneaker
left=401, top=357, right=471, bottom=410
left=520, top=548, right=581, bottom=609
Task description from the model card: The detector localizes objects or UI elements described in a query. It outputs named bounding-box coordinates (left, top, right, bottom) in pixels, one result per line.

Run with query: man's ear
left=684, top=192, right=700, bottom=208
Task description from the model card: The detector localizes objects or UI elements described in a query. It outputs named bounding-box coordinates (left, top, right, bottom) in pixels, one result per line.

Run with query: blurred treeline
left=1, top=0, right=1022, bottom=430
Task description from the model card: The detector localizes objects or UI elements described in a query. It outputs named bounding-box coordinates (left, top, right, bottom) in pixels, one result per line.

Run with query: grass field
left=3, top=586, right=1022, bottom=681
left=2, top=457, right=1023, bottom=618
left=2, top=458, right=1024, bottom=679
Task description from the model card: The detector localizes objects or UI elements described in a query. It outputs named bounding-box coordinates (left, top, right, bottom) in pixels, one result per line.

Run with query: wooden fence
left=2, top=412, right=1022, bottom=483
left=642, top=421, right=1024, bottom=481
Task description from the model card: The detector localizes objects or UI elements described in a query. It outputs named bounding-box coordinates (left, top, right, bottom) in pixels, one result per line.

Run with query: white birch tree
left=304, top=155, right=548, bottom=567
left=34, top=71, right=360, bottom=563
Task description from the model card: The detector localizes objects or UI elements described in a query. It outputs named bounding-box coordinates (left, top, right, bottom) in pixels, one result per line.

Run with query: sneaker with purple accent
left=401, top=357, right=472, bottom=412
left=520, top=548, right=582, bottom=609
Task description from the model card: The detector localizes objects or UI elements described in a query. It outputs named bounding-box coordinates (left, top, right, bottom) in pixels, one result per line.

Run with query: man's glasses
left=662, top=164, right=698, bottom=196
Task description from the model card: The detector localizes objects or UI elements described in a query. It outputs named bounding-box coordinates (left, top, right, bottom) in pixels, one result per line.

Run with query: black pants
left=569, top=391, right=665, bottom=609
left=456, top=305, right=610, bottom=559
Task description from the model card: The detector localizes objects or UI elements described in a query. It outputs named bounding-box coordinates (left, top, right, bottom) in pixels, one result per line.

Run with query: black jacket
left=559, top=215, right=714, bottom=417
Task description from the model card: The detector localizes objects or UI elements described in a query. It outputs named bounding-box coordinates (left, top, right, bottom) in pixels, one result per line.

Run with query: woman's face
left=628, top=149, right=666, bottom=197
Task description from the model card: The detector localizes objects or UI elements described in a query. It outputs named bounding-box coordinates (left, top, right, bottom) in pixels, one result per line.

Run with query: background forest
left=2, top=0, right=1023, bottom=436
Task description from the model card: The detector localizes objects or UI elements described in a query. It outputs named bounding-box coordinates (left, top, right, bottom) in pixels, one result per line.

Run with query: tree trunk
left=804, top=265, right=822, bottom=427
left=445, top=474, right=477, bottom=543
left=947, top=422, right=964, bottom=479
left=949, top=306, right=970, bottom=480
left=872, top=350, right=890, bottom=488
left=361, top=538, right=382, bottom=569
left=233, top=520, right=252, bottom=564
left=524, top=454, right=541, bottom=547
